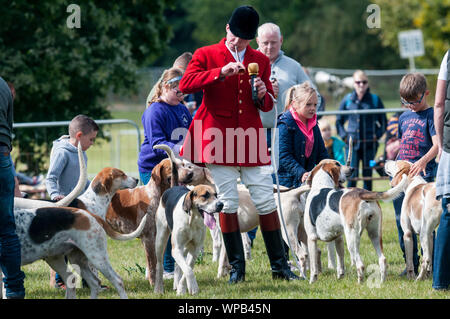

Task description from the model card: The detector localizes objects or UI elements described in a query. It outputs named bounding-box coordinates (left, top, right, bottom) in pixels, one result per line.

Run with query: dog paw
left=154, top=287, right=164, bottom=294
left=406, top=271, right=415, bottom=280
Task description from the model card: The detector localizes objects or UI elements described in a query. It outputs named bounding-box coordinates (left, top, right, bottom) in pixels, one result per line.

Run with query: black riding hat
left=228, top=5, right=259, bottom=40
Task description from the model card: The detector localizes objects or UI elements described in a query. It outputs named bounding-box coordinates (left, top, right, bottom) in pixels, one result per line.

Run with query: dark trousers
left=433, top=197, right=450, bottom=289
left=347, top=144, right=377, bottom=191
left=0, top=154, right=25, bottom=298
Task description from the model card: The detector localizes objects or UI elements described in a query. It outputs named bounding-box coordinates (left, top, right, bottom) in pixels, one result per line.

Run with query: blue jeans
left=0, top=154, right=25, bottom=298
left=140, top=170, right=174, bottom=273
left=433, top=197, right=450, bottom=289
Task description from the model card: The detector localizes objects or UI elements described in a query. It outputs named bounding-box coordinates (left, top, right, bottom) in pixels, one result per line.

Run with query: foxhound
left=154, top=185, right=223, bottom=295
left=9, top=204, right=147, bottom=299
left=384, top=160, right=443, bottom=280
left=105, top=144, right=213, bottom=286
left=14, top=165, right=141, bottom=289
left=304, top=159, right=407, bottom=284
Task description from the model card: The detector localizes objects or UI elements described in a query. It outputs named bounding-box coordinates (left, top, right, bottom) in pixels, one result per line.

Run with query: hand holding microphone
left=248, top=63, right=267, bottom=105
left=248, top=63, right=259, bottom=103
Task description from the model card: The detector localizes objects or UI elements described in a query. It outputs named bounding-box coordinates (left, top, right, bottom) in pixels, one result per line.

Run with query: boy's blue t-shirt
left=397, top=107, right=436, bottom=179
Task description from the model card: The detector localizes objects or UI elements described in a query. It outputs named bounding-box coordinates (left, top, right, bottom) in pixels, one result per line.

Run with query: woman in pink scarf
left=276, top=82, right=329, bottom=188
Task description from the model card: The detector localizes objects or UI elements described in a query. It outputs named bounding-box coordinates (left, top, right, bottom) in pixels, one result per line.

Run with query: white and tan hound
left=154, top=185, right=223, bottom=295
left=304, top=159, right=407, bottom=284
left=384, top=160, right=443, bottom=280
left=9, top=204, right=147, bottom=299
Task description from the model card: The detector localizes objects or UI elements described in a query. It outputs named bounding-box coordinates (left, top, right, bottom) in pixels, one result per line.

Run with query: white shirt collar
left=225, top=42, right=246, bottom=63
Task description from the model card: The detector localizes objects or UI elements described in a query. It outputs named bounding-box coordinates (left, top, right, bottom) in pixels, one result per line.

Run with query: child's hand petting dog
left=53, top=195, right=65, bottom=201
left=409, top=158, right=427, bottom=177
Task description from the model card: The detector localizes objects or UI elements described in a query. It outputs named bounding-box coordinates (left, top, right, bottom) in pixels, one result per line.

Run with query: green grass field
left=20, top=179, right=450, bottom=299
left=18, top=103, right=449, bottom=299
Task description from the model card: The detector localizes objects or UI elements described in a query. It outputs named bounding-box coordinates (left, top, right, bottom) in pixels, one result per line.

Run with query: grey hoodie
left=45, top=135, right=89, bottom=200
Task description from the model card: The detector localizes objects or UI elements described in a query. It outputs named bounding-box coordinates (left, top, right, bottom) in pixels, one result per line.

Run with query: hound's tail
left=90, top=212, right=148, bottom=241
left=288, top=184, right=311, bottom=199
left=360, top=174, right=407, bottom=202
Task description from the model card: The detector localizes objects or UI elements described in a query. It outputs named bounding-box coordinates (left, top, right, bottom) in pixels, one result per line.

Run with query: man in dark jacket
left=336, top=70, right=386, bottom=191
left=0, top=77, right=25, bottom=299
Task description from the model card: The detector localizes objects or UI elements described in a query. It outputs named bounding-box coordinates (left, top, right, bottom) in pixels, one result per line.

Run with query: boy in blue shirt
left=393, top=73, right=438, bottom=276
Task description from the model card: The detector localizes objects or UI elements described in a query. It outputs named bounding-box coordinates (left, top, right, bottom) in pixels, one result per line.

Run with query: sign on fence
left=398, top=29, right=424, bottom=59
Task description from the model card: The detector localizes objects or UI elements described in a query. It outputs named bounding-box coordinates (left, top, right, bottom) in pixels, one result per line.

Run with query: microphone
left=248, top=63, right=259, bottom=103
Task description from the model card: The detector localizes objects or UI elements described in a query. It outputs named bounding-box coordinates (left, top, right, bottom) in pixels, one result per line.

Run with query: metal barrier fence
left=316, top=107, right=405, bottom=187
left=12, top=108, right=407, bottom=190
left=13, top=119, right=142, bottom=180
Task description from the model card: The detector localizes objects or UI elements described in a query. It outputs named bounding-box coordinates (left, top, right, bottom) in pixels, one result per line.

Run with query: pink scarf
left=289, top=108, right=317, bottom=158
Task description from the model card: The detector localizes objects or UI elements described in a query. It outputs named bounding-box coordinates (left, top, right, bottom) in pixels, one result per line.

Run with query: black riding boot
left=260, top=211, right=300, bottom=280
left=220, top=212, right=245, bottom=284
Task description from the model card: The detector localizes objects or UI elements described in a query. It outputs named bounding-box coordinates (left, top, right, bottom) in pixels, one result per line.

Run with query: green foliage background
left=1, top=0, right=448, bottom=172
left=1, top=0, right=175, bottom=170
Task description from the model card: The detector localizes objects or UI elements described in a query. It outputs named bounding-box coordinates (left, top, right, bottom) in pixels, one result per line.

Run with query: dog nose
left=216, top=201, right=224, bottom=212
left=187, top=172, right=193, bottom=180
left=349, top=167, right=355, bottom=174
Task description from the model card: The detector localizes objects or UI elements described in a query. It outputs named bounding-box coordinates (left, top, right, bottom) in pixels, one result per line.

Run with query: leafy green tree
left=0, top=0, right=174, bottom=172
left=183, top=0, right=404, bottom=69
left=373, top=0, right=450, bottom=67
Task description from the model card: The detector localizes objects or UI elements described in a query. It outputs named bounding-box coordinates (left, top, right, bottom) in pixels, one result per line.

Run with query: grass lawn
left=21, top=179, right=450, bottom=299
left=18, top=103, right=449, bottom=300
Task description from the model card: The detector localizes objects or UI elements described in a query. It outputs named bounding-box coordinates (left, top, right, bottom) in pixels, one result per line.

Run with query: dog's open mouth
left=199, top=209, right=216, bottom=230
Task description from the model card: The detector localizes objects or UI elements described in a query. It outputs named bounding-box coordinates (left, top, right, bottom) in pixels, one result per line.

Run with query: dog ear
left=91, top=177, right=107, bottom=195
left=203, top=168, right=215, bottom=186
left=331, top=165, right=341, bottom=188
left=171, top=159, right=180, bottom=187
left=391, top=165, right=410, bottom=187
left=150, top=162, right=163, bottom=186
left=306, top=164, right=322, bottom=186
left=183, top=191, right=194, bottom=213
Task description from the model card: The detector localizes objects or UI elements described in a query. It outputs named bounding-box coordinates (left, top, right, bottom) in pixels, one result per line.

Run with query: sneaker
left=288, top=260, right=299, bottom=272
left=163, top=271, right=174, bottom=280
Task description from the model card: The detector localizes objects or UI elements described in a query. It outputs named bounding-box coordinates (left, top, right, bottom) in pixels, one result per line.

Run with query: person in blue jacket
left=277, top=82, right=329, bottom=188
left=336, top=70, right=386, bottom=191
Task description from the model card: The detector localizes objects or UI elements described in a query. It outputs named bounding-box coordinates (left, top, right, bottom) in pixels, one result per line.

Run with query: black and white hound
left=154, top=185, right=223, bottom=295
left=304, top=159, right=407, bottom=284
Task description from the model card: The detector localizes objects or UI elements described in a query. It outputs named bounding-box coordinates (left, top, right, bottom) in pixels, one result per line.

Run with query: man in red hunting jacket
left=179, top=5, right=299, bottom=283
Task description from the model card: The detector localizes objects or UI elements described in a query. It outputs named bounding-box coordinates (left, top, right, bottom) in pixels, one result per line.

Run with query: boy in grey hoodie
left=45, top=114, right=99, bottom=289
left=46, top=115, right=98, bottom=201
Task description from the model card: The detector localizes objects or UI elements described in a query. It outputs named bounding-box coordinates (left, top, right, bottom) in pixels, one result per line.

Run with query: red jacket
left=179, top=38, right=274, bottom=166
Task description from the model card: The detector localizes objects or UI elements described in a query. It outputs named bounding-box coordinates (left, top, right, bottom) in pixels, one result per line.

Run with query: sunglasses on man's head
left=400, top=92, right=425, bottom=106
left=355, top=80, right=368, bottom=85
